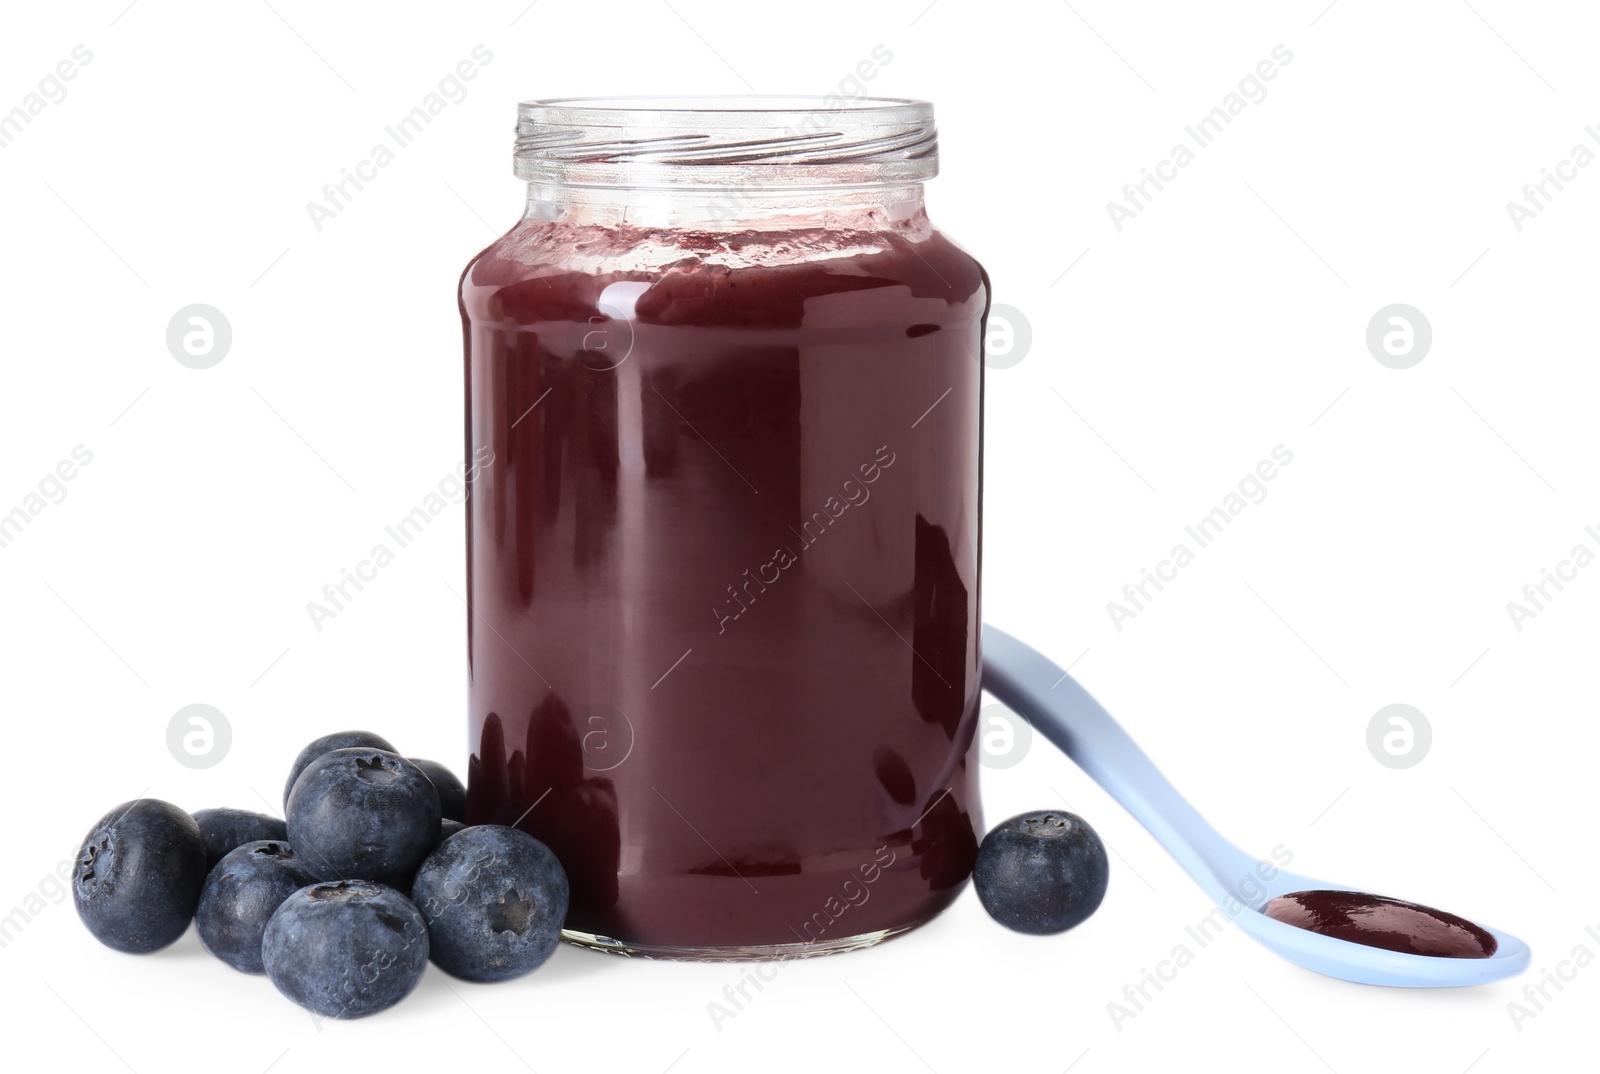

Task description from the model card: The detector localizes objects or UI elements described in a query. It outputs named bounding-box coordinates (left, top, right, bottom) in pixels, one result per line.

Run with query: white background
left=1, top=1, right=1595, bottom=1072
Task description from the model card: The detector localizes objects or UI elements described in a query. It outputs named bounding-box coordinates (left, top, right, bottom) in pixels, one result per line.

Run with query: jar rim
left=520, top=95, right=932, bottom=123
left=514, top=95, right=938, bottom=188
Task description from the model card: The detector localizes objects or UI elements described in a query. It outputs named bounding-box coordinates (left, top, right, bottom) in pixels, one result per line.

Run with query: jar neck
left=521, top=182, right=927, bottom=231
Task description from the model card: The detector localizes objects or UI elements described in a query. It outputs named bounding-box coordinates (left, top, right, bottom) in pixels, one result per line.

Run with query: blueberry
left=196, top=841, right=314, bottom=974
left=973, top=810, right=1109, bottom=935
left=283, top=730, right=396, bottom=809
left=438, top=818, right=466, bottom=844
left=287, top=748, right=440, bottom=884
left=262, top=881, right=428, bottom=1019
left=408, top=758, right=467, bottom=822
left=73, top=799, right=207, bottom=953
left=193, top=808, right=288, bottom=870
left=410, top=825, right=569, bottom=982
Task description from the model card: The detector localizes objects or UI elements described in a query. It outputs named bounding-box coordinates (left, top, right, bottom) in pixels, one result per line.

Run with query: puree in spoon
left=1263, top=890, right=1497, bottom=959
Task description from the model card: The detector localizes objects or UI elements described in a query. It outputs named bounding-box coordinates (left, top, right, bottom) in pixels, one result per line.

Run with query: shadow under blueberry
left=155, top=923, right=214, bottom=962
left=402, top=938, right=616, bottom=1007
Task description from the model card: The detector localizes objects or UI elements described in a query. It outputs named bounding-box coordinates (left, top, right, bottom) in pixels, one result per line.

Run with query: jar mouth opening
left=514, top=95, right=938, bottom=188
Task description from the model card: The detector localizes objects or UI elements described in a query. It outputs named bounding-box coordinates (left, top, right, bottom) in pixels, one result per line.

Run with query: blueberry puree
left=461, top=212, right=987, bottom=949
left=1263, top=889, right=1497, bottom=959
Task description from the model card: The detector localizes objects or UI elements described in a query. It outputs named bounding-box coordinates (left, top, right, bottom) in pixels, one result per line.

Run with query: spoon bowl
left=981, top=624, right=1530, bottom=987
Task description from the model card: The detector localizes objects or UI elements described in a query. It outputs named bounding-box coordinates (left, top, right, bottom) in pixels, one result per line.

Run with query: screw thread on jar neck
left=512, top=95, right=937, bottom=229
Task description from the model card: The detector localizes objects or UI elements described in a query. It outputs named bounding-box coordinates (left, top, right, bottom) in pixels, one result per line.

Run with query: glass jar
left=460, top=96, right=988, bottom=959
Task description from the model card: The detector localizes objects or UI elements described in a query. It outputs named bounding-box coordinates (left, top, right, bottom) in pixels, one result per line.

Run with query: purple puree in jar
left=461, top=211, right=987, bottom=951
left=1263, top=890, right=1497, bottom=959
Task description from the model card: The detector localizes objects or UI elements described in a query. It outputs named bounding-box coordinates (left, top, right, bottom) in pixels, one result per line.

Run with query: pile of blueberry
left=74, top=724, right=1113, bottom=1011
left=71, top=730, right=569, bottom=1019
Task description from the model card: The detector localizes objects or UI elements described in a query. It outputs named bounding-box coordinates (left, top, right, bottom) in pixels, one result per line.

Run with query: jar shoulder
left=460, top=219, right=987, bottom=329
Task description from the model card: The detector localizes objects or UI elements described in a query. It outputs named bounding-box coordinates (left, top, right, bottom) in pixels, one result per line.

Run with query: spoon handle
left=981, top=624, right=1259, bottom=906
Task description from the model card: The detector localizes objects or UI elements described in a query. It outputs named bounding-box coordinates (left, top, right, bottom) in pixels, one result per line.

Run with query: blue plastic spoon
left=981, top=623, right=1530, bottom=987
